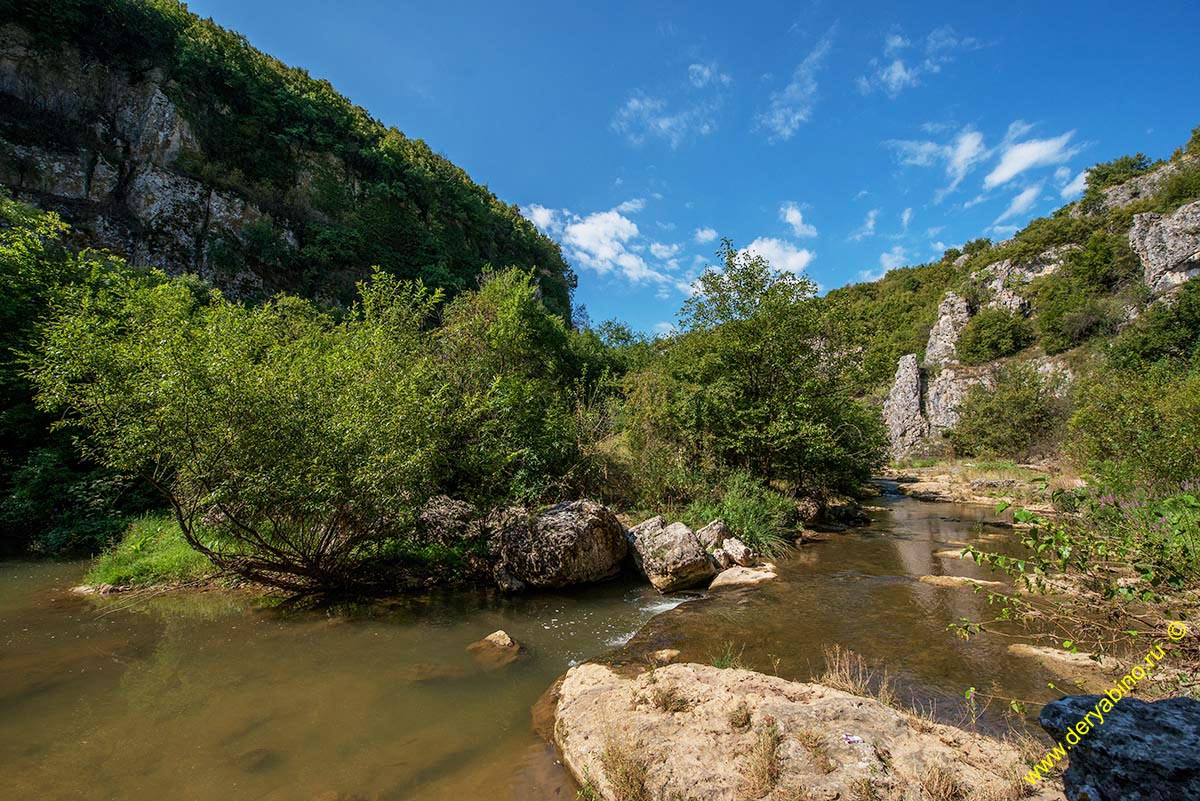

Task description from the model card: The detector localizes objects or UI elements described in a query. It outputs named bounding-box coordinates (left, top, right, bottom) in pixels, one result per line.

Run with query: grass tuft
left=84, top=513, right=211, bottom=588
left=739, top=721, right=782, bottom=800
left=599, top=733, right=651, bottom=801
left=651, top=684, right=690, bottom=713
left=794, top=729, right=836, bottom=774
left=728, top=702, right=752, bottom=731
left=818, top=645, right=895, bottom=707
left=710, top=641, right=747, bottom=670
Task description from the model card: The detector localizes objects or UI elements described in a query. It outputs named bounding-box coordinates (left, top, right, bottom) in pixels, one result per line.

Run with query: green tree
left=956, top=308, right=1034, bottom=365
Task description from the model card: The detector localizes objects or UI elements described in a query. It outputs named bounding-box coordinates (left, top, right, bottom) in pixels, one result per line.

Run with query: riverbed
left=1, top=488, right=1071, bottom=800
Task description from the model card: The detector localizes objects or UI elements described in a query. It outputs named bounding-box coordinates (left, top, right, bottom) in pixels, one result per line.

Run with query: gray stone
left=710, top=547, right=733, bottom=569
left=720, top=537, right=754, bottom=567
left=1130, top=199, right=1200, bottom=296
left=418, top=496, right=479, bottom=546
left=628, top=517, right=716, bottom=593
left=924, top=291, right=971, bottom=367
left=1073, top=158, right=1191, bottom=217
left=695, top=519, right=733, bottom=550
left=487, top=500, right=628, bottom=591
left=1040, top=694, right=1200, bottom=801
left=883, top=354, right=928, bottom=460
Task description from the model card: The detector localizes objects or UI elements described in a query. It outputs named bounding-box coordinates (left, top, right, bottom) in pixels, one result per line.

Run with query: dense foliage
left=948, top=365, right=1067, bottom=460
left=30, top=258, right=598, bottom=591
left=621, top=242, right=887, bottom=503
left=955, top=308, right=1034, bottom=365
left=2, top=0, right=575, bottom=316
left=0, top=195, right=156, bottom=555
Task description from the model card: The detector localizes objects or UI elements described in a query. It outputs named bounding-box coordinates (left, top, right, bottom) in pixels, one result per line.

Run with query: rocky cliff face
left=922, top=291, right=970, bottom=367
left=1130, top=199, right=1200, bottom=295
left=0, top=24, right=284, bottom=296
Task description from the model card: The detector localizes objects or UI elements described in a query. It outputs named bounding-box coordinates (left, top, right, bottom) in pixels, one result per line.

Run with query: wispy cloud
left=742, top=237, right=816, bottom=274
left=611, top=93, right=719, bottom=148
left=615, top=198, right=646, bottom=213
left=984, top=128, right=1079, bottom=188
left=994, top=184, right=1042, bottom=223
left=687, top=62, right=732, bottom=88
left=757, top=25, right=837, bottom=142
left=886, top=126, right=986, bottom=201
left=850, top=208, right=879, bottom=241
left=879, top=244, right=909, bottom=270
left=780, top=202, right=818, bottom=237
left=858, top=26, right=979, bottom=97
left=1060, top=169, right=1088, bottom=199
left=900, top=207, right=913, bottom=232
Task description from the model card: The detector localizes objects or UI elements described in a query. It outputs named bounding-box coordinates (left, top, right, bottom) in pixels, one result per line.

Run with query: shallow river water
left=1, top=487, right=1070, bottom=800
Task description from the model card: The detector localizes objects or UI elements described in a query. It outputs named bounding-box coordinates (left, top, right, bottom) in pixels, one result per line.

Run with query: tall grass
left=684, top=470, right=794, bottom=556
left=85, top=513, right=211, bottom=588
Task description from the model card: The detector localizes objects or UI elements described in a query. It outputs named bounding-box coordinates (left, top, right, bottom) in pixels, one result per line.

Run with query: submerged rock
left=467, top=629, right=523, bottom=670
left=709, top=565, right=777, bottom=589
left=628, top=517, right=716, bottom=593
left=552, top=662, right=1056, bottom=801
left=918, top=575, right=1006, bottom=590
left=487, top=500, right=627, bottom=591
left=1040, top=694, right=1200, bottom=801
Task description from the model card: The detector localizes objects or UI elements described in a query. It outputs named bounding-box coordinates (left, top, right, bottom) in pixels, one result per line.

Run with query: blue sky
left=187, top=0, right=1199, bottom=333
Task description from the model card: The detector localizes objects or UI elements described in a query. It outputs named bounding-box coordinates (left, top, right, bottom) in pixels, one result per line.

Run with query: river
left=1, top=486, right=1068, bottom=800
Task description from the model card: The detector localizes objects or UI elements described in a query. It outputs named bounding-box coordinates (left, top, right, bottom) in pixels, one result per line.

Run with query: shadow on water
left=1, top=491, right=1069, bottom=799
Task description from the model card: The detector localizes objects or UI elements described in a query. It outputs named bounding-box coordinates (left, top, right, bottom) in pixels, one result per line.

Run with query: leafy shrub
left=949, top=365, right=1068, bottom=460
left=683, top=470, right=795, bottom=556
left=1155, top=161, right=1200, bottom=213
left=1033, top=231, right=1142, bottom=354
left=955, top=308, right=1034, bottom=365
left=31, top=263, right=597, bottom=593
left=1086, top=153, right=1154, bottom=193
left=1068, top=361, right=1200, bottom=488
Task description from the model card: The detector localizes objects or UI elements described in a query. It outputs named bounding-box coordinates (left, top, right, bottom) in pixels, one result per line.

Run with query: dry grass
left=794, top=729, right=836, bottom=774
left=849, top=777, right=883, bottom=801
left=729, top=701, right=752, bottom=731
left=818, top=645, right=896, bottom=707
left=740, top=722, right=782, bottom=800
left=651, top=684, right=690, bottom=713
left=919, top=764, right=967, bottom=801
left=906, top=699, right=940, bottom=733
left=600, top=733, right=651, bottom=801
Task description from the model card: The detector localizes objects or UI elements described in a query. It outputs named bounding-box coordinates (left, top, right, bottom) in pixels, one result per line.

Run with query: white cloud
left=688, top=62, right=732, bottom=88
left=900, top=207, right=913, bottom=232
left=694, top=226, right=718, bottom=244
left=884, top=33, right=910, bottom=56
left=994, top=184, right=1042, bottom=223
left=523, top=203, right=563, bottom=235
left=742, top=237, right=816, bottom=274
left=886, top=127, right=986, bottom=201
left=757, top=25, right=836, bottom=142
left=650, top=241, right=681, bottom=259
left=984, top=130, right=1079, bottom=188
left=615, top=198, right=646, bottom=213
left=851, top=209, right=879, bottom=241
left=879, top=244, right=909, bottom=271
left=1060, top=170, right=1088, bottom=199
left=858, top=26, right=978, bottom=97
left=780, top=202, right=818, bottom=237
left=611, top=92, right=719, bottom=148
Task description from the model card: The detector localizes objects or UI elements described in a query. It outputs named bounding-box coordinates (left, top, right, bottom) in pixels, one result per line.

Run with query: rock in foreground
left=1040, top=694, right=1200, bottom=801
left=628, top=517, right=716, bottom=593
left=488, top=500, right=627, bottom=591
left=553, top=662, right=1056, bottom=801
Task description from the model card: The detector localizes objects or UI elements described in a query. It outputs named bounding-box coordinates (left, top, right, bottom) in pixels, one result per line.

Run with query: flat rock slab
left=708, top=565, right=777, bottom=589
left=552, top=662, right=1059, bottom=801
left=933, top=549, right=969, bottom=559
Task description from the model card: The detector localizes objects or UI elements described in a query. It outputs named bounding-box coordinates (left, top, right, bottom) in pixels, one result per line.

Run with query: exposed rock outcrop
left=923, top=291, right=971, bottom=367
left=925, top=364, right=993, bottom=435
left=628, top=517, right=716, bottom=593
left=1040, top=694, right=1200, bottom=801
left=487, top=501, right=627, bottom=592
left=1072, top=158, right=1190, bottom=217
left=1130, top=199, right=1200, bottom=296
left=883, top=354, right=927, bottom=460
left=418, top=496, right=480, bottom=546
left=978, top=245, right=1077, bottom=312
left=552, top=662, right=1057, bottom=801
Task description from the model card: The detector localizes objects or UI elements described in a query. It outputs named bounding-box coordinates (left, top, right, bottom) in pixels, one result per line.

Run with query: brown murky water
left=2, top=486, right=1066, bottom=800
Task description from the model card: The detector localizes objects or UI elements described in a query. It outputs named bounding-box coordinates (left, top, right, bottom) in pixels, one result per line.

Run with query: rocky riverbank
left=547, top=661, right=1060, bottom=801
